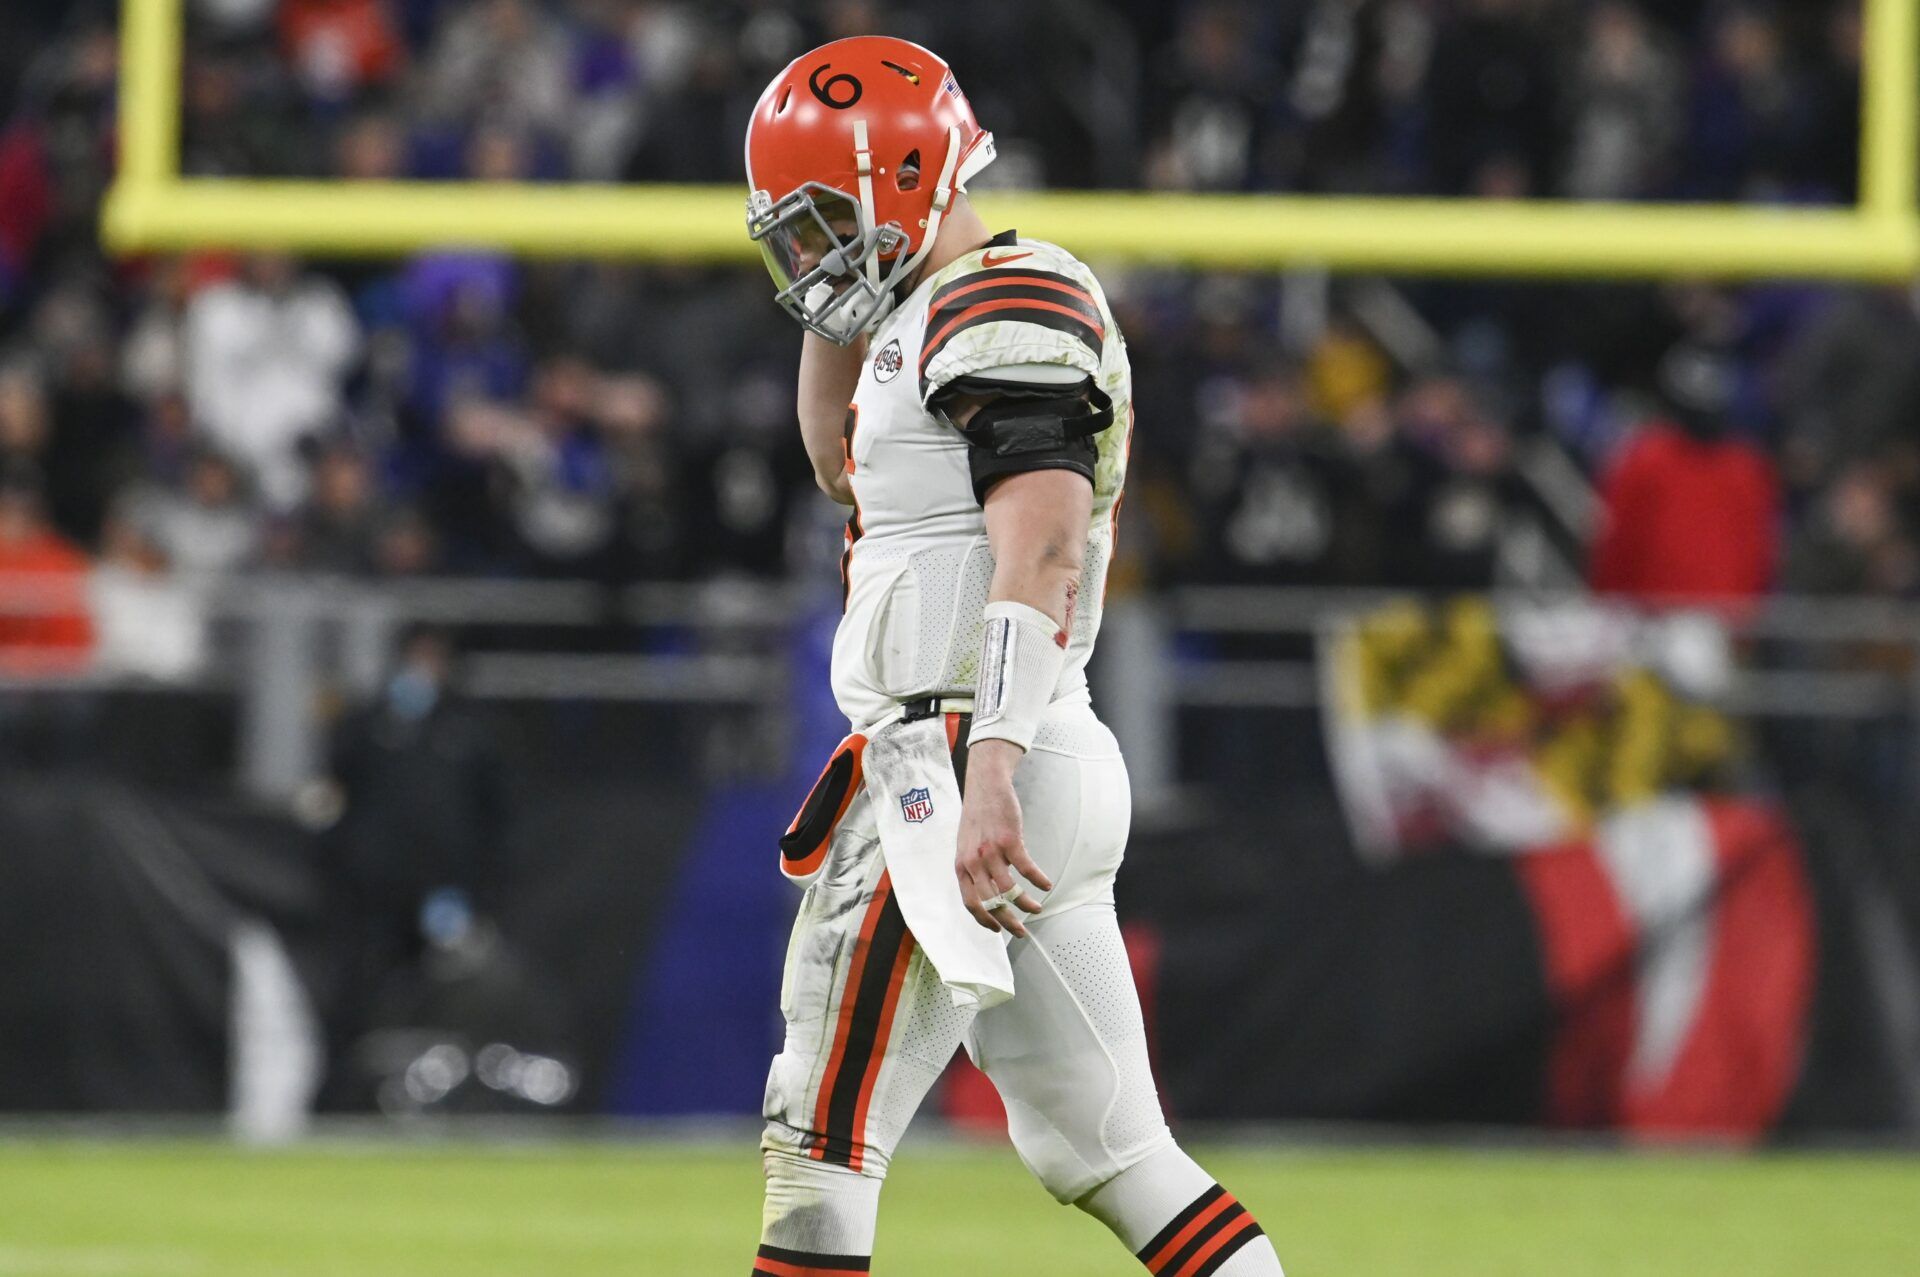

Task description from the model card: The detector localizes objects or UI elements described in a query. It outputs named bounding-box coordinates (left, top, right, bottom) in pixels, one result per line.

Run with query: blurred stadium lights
left=102, top=0, right=1920, bottom=280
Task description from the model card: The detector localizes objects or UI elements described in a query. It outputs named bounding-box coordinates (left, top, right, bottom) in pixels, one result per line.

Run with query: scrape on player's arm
left=938, top=368, right=1113, bottom=936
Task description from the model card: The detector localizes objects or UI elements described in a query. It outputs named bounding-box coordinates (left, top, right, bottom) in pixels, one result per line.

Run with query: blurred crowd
left=0, top=0, right=1915, bottom=684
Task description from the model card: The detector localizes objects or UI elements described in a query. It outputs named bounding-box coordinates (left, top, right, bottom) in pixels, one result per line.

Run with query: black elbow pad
left=941, top=379, right=1115, bottom=504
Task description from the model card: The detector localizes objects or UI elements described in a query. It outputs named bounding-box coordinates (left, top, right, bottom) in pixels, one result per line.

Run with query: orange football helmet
left=745, top=37, right=996, bottom=343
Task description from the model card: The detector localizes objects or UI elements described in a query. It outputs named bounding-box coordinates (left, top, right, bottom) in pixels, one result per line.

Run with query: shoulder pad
left=918, top=240, right=1106, bottom=404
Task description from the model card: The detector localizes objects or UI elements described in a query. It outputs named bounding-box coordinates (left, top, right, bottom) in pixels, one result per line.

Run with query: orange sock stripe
left=753, top=1260, right=869, bottom=1277
left=1170, top=1213, right=1260, bottom=1277
left=808, top=875, right=893, bottom=1159
left=1143, top=1193, right=1237, bottom=1274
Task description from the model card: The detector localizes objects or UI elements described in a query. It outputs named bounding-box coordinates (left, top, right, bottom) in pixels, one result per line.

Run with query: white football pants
left=760, top=702, right=1173, bottom=1203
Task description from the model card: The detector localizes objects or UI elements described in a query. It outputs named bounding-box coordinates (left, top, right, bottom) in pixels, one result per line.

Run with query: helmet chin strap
left=850, top=122, right=964, bottom=290
left=852, top=120, right=882, bottom=291
left=898, top=125, right=964, bottom=284
left=842, top=121, right=963, bottom=332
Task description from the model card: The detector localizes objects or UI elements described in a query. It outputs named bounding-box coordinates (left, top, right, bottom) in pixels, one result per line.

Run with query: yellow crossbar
left=103, top=0, right=1920, bottom=279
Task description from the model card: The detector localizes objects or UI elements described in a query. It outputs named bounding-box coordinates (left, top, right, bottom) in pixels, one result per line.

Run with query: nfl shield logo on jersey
left=872, top=338, right=903, bottom=382
left=899, top=787, right=933, bottom=823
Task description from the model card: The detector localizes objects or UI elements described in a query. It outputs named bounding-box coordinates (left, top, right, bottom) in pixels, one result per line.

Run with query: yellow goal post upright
left=105, top=0, right=1918, bottom=280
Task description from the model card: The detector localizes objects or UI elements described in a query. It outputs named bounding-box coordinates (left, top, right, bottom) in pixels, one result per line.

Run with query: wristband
left=969, top=600, right=1069, bottom=752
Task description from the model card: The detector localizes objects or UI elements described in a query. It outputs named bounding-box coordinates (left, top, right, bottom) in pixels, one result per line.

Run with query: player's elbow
left=1033, top=533, right=1085, bottom=579
left=814, top=467, right=855, bottom=506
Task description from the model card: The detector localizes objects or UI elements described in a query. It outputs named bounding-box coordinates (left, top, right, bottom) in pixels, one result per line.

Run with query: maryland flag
left=1318, top=599, right=1815, bottom=1138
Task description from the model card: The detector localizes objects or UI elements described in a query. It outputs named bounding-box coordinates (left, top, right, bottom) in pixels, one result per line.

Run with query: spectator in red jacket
left=1589, top=346, right=1780, bottom=606
left=0, top=476, right=94, bottom=674
left=278, top=0, right=406, bottom=103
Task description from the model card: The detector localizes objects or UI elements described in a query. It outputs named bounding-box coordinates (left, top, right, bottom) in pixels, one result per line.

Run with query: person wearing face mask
left=317, top=624, right=513, bottom=1106
left=325, top=625, right=509, bottom=934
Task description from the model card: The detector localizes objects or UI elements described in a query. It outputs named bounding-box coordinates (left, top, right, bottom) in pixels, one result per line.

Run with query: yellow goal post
left=103, top=0, right=1920, bottom=280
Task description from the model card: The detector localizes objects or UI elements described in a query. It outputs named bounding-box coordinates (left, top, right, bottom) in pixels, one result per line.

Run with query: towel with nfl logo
left=863, top=715, right=1015, bottom=1010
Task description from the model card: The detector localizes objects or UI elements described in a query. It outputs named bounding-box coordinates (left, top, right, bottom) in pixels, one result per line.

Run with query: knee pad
left=972, top=910, right=1173, bottom=1203
left=998, top=1089, right=1175, bottom=1203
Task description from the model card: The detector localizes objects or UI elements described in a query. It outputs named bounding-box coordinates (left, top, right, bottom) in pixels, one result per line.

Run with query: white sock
left=1078, top=1144, right=1283, bottom=1275
left=1209, top=1235, right=1285, bottom=1275
left=757, top=1149, right=879, bottom=1273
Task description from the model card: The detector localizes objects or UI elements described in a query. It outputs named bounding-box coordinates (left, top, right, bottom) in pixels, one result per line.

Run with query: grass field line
left=0, top=1245, right=206, bottom=1275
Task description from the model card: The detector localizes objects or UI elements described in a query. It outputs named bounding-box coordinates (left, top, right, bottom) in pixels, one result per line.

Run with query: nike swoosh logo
left=980, top=249, right=1032, bottom=267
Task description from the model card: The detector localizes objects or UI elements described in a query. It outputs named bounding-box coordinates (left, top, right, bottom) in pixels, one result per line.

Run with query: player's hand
left=954, top=741, right=1053, bottom=938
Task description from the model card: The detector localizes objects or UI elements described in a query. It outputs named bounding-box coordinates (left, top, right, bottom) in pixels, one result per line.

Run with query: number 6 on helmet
left=744, top=37, right=998, bottom=344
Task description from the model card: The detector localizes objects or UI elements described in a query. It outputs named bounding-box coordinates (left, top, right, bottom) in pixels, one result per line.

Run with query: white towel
left=862, top=717, right=1015, bottom=1010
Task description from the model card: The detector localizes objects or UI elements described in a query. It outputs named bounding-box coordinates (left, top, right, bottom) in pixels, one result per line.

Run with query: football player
left=744, top=37, right=1284, bottom=1277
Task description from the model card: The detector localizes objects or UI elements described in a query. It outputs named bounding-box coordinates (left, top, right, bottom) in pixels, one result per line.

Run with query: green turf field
left=0, top=1137, right=1915, bottom=1276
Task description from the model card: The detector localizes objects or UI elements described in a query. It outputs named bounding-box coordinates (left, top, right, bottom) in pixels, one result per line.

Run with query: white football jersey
left=832, top=233, right=1133, bottom=732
